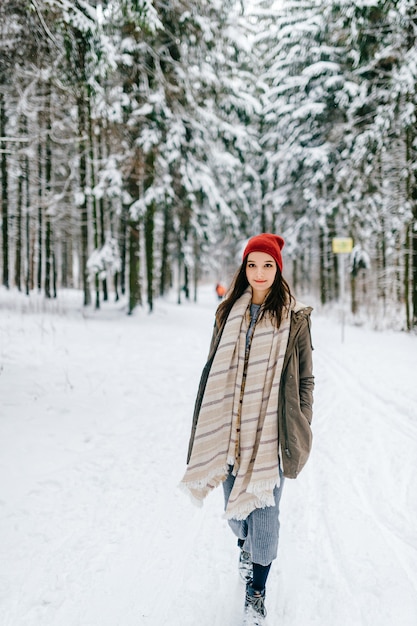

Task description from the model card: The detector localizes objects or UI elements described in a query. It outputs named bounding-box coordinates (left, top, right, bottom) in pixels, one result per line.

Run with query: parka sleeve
left=186, top=315, right=223, bottom=464
left=298, top=318, right=314, bottom=424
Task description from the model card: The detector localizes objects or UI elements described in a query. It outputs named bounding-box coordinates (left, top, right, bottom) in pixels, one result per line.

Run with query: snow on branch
left=87, top=237, right=121, bottom=280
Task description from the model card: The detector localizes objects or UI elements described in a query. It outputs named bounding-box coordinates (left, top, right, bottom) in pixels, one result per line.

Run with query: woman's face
left=245, top=251, right=277, bottom=303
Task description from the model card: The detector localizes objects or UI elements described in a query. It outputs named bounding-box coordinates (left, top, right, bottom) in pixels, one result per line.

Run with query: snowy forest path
left=0, top=288, right=417, bottom=626
left=292, top=316, right=417, bottom=626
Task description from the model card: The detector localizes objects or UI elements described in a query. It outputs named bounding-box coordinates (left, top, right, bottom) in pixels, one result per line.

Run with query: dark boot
left=243, top=583, right=266, bottom=624
left=239, top=548, right=253, bottom=583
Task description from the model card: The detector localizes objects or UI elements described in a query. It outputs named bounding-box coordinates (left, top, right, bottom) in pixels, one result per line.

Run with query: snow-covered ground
left=1, top=286, right=417, bottom=626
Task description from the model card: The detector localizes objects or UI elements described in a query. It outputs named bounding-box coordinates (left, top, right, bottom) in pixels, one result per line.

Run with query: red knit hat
left=243, top=233, right=285, bottom=272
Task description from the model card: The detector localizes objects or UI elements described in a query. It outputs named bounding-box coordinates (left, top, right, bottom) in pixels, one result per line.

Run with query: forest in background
left=1, top=0, right=417, bottom=330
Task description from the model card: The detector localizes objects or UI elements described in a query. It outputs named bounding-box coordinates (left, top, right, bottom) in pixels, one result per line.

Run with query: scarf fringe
left=178, top=482, right=204, bottom=508
left=179, top=464, right=229, bottom=506
left=223, top=492, right=277, bottom=521
left=223, top=478, right=279, bottom=520
left=246, top=477, right=281, bottom=497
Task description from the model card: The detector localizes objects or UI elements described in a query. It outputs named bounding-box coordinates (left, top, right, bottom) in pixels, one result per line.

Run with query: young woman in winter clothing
left=181, top=233, right=314, bottom=624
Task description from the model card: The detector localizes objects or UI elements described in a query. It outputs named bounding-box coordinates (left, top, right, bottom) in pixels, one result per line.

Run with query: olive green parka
left=186, top=303, right=314, bottom=479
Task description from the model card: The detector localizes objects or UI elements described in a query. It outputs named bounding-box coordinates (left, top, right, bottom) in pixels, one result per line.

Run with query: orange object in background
left=215, top=283, right=226, bottom=300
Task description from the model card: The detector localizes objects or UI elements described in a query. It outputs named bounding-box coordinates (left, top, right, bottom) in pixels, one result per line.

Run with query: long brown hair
left=217, top=257, right=294, bottom=327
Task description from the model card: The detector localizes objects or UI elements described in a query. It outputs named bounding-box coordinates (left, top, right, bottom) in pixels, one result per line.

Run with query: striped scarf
left=181, top=289, right=291, bottom=520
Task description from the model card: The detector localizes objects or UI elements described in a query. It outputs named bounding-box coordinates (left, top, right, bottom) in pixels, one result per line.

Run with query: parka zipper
left=283, top=391, right=291, bottom=458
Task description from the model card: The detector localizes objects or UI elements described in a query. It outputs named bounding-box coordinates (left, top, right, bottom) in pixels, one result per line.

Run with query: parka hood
left=292, top=300, right=313, bottom=315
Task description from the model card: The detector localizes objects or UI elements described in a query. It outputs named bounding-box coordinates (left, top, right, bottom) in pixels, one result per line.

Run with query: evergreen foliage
left=0, top=0, right=416, bottom=328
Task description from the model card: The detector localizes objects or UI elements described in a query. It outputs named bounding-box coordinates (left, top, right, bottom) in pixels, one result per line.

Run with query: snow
left=1, top=286, right=417, bottom=626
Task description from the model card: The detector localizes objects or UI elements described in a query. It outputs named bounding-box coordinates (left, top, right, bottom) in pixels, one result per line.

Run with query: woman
left=181, top=233, right=314, bottom=625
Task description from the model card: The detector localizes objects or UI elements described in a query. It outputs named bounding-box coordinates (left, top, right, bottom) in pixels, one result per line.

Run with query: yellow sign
left=332, top=237, right=353, bottom=254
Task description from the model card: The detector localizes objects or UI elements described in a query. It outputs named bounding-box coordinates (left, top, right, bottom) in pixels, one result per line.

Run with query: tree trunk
left=45, top=218, right=52, bottom=297
left=405, top=0, right=417, bottom=329
left=319, top=226, right=326, bottom=305
left=159, top=203, right=171, bottom=296
left=144, top=150, right=156, bottom=312
left=128, top=219, right=141, bottom=314
left=177, top=242, right=183, bottom=305
left=404, top=223, right=411, bottom=330
left=145, top=200, right=155, bottom=312
left=411, top=219, right=417, bottom=329
left=25, top=144, right=31, bottom=295
left=1, top=93, right=9, bottom=288
left=409, top=132, right=417, bottom=327
left=328, top=213, right=337, bottom=301
left=74, top=28, right=91, bottom=306
left=193, top=234, right=199, bottom=303
left=351, top=273, right=357, bottom=315
left=377, top=221, right=386, bottom=312
left=77, top=90, right=91, bottom=306
left=45, top=88, right=52, bottom=298
left=184, top=262, right=190, bottom=300
left=15, top=169, right=23, bottom=291
left=62, top=240, right=68, bottom=289
left=114, top=271, right=119, bottom=302
left=120, top=203, right=128, bottom=297
left=292, top=258, right=298, bottom=293
left=37, top=136, right=43, bottom=291
left=97, top=125, right=108, bottom=301
left=88, top=90, right=100, bottom=309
